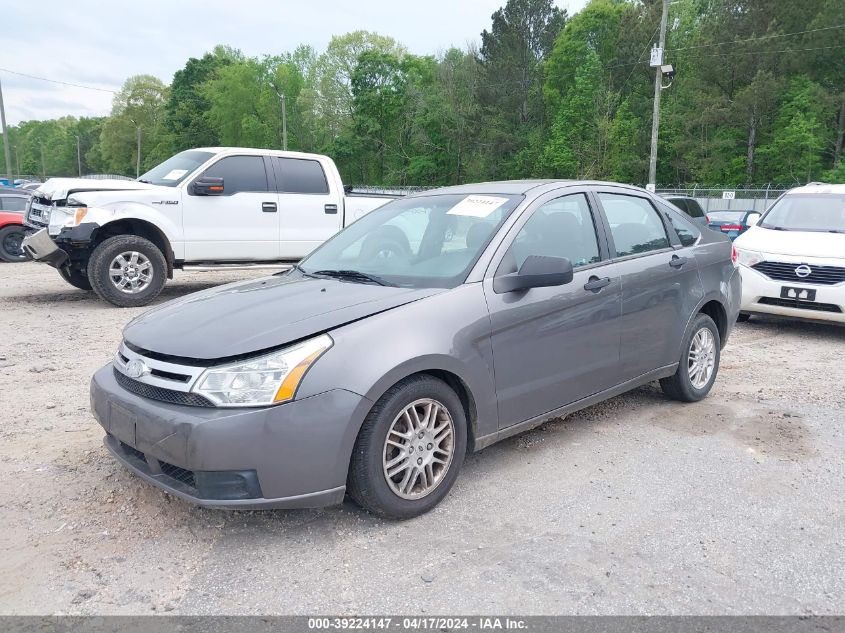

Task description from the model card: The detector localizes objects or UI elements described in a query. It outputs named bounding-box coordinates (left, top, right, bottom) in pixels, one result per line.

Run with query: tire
left=0, top=225, right=28, bottom=262
left=347, top=375, right=467, bottom=519
left=736, top=312, right=751, bottom=323
left=660, top=313, right=721, bottom=402
left=58, top=266, right=92, bottom=291
left=359, top=226, right=411, bottom=265
left=87, top=235, right=167, bottom=307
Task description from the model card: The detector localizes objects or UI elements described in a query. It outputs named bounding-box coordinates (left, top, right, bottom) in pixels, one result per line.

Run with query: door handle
left=584, top=276, right=611, bottom=293
left=669, top=255, right=688, bottom=268
left=262, top=202, right=277, bottom=213
left=324, top=204, right=338, bottom=214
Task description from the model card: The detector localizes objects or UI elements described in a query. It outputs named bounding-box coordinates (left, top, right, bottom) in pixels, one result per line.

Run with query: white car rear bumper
left=739, top=264, right=845, bottom=323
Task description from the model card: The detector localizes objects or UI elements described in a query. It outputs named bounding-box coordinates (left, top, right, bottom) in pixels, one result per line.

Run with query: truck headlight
left=734, top=248, right=764, bottom=268
left=192, top=334, right=333, bottom=407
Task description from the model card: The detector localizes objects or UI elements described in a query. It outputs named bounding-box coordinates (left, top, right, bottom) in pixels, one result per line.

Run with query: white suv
left=734, top=183, right=845, bottom=324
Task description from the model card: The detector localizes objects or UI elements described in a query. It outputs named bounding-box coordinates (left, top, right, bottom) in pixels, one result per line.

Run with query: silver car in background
left=90, top=181, right=741, bottom=519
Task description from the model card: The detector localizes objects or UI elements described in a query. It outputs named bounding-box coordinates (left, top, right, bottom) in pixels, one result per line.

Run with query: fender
left=78, top=201, right=183, bottom=260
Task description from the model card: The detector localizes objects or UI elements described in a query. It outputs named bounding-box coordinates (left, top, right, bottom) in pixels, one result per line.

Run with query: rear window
left=275, top=158, right=329, bottom=194
left=0, top=196, right=27, bottom=211
left=708, top=211, right=746, bottom=222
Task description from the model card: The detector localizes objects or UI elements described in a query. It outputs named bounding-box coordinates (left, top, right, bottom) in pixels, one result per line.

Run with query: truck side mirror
left=494, top=255, right=574, bottom=294
left=192, top=177, right=224, bottom=196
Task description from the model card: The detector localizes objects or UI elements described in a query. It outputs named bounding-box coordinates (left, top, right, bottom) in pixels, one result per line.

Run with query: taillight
left=731, top=244, right=738, bottom=265
left=705, top=214, right=710, bottom=223
left=721, top=224, right=743, bottom=231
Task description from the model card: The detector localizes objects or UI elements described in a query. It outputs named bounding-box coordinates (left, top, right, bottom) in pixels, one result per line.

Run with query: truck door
left=271, top=156, right=341, bottom=260
left=182, top=154, right=280, bottom=261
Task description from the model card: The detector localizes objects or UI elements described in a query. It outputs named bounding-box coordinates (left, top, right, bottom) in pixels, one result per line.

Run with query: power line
left=669, top=23, right=845, bottom=51
left=676, top=43, right=845, bottom=59
left=0, top=67, right=117, bottom=93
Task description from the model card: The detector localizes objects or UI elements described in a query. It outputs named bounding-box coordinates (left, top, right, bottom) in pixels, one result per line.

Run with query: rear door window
left=599, top=193, right=671, bottom=257
left=274, top=158, right=329, bottom=194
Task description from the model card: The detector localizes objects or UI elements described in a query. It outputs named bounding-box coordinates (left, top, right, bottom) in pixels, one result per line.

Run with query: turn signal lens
left=74, top=207, right=88, bottom=224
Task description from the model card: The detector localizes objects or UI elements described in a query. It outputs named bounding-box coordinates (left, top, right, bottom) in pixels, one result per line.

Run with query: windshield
left=760, top=194, right=845, bottom=233
left=298, top=193, right=522, bottom=288
left=137, top=150, right=214, bottom=187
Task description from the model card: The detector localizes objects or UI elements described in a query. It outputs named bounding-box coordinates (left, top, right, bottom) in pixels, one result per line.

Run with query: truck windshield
left=760, top=194, right=845, bottom=233
left=137, top=150, right=214, bottom=187
left=299, top=193, right=522, bottom=288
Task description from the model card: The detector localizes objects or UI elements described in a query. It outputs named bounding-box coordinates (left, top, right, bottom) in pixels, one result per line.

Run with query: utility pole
left=40, top=145, right=46, bottom=180
left=648, top=0, right=670, bottom=190
left=136, top=126, right=142, bottom=177
left=75, top=135, right=82, bottom=176
left=0, top=76, right=13, bottom=185
left=280, top=94, right=288, bottom=151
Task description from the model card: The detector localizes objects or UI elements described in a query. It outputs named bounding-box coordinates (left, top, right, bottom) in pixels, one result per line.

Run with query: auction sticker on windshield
left=162, top=169, right=189, bottom=181
left=447, top=195, right=509, bottom=218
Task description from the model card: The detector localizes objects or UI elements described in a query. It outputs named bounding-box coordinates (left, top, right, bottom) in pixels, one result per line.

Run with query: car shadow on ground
left=739, top=315, right=845, bottom=340
left=6, top=281, right=243, bottom=307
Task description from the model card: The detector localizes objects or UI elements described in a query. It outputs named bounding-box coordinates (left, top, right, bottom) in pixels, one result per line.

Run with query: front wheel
left=347, top=375, right=467, bottom=519
left=660, top=313, right=721, bottom=402
left=87, top=235, right=167, bottom=307
left=0, top=225, right=28, bottom=262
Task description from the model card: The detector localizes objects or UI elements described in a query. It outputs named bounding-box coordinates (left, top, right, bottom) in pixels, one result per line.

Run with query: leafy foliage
left=2, top=0, right=844, bottom=186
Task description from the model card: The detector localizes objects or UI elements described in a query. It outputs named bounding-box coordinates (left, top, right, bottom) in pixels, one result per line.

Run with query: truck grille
left=25, top=197, right=52, bottom=228
left=113, top=368, right=214, bottom=407
left=753, top=261, right=845, bottom=286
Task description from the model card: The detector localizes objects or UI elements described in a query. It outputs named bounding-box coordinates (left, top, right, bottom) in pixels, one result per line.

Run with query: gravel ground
left=0, top=261, right=843, bottom=615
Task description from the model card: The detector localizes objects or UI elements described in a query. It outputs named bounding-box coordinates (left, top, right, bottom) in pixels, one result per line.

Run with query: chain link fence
left=655, top=185, right=792, bottom=213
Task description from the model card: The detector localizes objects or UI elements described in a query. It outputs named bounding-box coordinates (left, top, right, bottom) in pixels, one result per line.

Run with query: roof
left=191, top=147, right=329, bottom=161
left=415, top=180, right=648, bottom=196
left=787, top=183, right=845, bottom=195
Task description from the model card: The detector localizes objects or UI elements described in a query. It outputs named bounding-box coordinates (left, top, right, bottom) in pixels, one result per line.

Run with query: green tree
left=99, top=75, right=169, bottom=175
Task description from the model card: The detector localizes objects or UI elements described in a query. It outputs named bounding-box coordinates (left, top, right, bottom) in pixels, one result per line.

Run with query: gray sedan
left=91, top=181, right=741, bottom=519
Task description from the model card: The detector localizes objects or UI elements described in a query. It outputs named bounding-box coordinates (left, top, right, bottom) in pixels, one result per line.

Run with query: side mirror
left=746, top=213, right=761, bottom=226
left=495, top=255, right=574, bottom=294
left=192, top=177, right=224, bottom=196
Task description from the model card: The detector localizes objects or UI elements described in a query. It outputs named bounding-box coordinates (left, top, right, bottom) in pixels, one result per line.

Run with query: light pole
left=647, top=0, right=670, bottom=190
left=136, top=126, right=142, bottom=177
left=75, top=135, right=82, bottom=176
left=279, top=94, right=288, bottom=151
left=0, top=76, right=13, bottom=185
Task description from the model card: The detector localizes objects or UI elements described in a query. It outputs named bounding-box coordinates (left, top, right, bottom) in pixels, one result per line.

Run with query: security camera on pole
left=647, top=0, right=673, bottom=193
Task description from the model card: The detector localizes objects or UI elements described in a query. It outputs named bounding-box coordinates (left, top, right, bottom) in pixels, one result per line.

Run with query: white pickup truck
left=21, top=148, right=396, bottom=306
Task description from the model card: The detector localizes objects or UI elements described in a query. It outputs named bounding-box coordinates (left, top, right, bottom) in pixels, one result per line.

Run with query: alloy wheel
left=382, top=398, right=455, bottom=500
left=109, top=251, right=153, bottom=294
left=688, top=327, right=716, bottom=389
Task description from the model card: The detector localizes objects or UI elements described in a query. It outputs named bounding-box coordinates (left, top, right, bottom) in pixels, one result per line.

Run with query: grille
left=758, top=297, right=843, bottom=313
left=113, top=368, right=213, bottom=407
left=753, top=261, right=845, bottom=286
left=159, top=461, right=196, bottom=488
left=25, top=199, right=52, bottom=228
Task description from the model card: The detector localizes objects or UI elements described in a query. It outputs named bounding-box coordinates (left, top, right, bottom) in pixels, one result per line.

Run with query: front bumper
left=739, top=265, right=845, bottom=324
left=90, top=364, right=373, bottom=509
left=21, top=228, right=68, bottom=268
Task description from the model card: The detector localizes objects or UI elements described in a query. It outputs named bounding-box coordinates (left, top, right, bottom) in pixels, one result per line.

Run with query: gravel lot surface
left=1, top=262, right=843, bottom=615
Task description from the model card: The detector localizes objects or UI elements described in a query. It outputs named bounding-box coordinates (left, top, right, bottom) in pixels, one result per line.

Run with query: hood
left=123, top=273, right=444, bottom=360
left=735, top=225, right=845, bottom=260
left=34, top=177, right=160, bottom=202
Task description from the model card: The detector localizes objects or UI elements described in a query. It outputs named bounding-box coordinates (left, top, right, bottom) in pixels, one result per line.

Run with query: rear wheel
left=58, top=266, right=92, bottom=291
left=660, top=313, right=721, bottom=402
left=87, top=235, right=167, bottom=307
left=347, top=375, right=466, bottom=519
left=0, top=225, right=28, bottom=262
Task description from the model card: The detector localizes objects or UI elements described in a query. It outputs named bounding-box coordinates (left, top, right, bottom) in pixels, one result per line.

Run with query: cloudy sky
left=0, top=0, right=588, bottom=126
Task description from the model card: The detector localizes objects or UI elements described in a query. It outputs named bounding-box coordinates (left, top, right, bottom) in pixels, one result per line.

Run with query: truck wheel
left=58, top=266, right=92, bottom=291
left=347, top=375, right=467, bottom=520
left=87, top=235, right=167, bottom=307
left=0, top=225, right=28, bottom=262
left=660, top=313, right=721, bottom=403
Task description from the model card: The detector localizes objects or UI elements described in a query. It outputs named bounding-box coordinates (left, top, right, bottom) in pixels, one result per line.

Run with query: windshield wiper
left=137, top=179, right=152, bottom=184
left=310, top=269, right=394, bottom=286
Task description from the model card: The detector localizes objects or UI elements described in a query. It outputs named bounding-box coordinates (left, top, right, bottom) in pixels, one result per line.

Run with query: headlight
left=192, top=334, right=333, bottom=407
left=734, top=247, right=764, bottom=268
left=62, top=197, right=88, bottom=226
